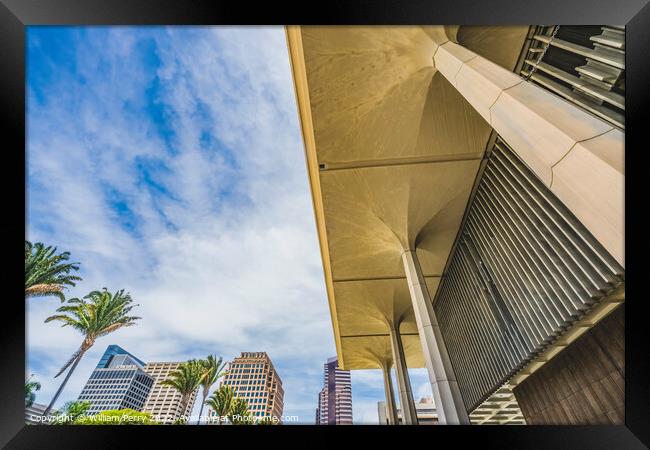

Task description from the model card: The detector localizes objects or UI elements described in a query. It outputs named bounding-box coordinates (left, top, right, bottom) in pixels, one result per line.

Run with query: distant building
left=25, top=402, right=50, bottom=425
left=142, top=362, right=198, bottom=424
left=315, top=389, right=327, bottom=424
left=316, top=357, right=352, bottom=425
left=214, top=352, right=284, bottom=423
left=378, top=397, right=438, bottom=425
left=77, top=345, right=154, bottom=415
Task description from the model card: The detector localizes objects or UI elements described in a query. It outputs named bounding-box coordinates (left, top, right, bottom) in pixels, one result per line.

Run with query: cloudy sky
left=26, top=26, right=431, bottom=424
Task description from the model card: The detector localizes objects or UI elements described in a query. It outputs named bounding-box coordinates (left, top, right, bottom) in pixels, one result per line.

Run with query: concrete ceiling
left=456, top=26, right=530, bottom=72
left=321, top=159, right=482, bottom=280
left=287, top=26, right=524, bottom=370
left=340, top=334, right=425, bottom=370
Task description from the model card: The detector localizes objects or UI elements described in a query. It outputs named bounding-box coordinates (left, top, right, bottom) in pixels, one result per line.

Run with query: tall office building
left=315, top=357, right=352, bottom=425
left=288, top=25, right=625, bottom=425
left=378, top=397, right=439, bottom=425
left=77, top=345, right=154, bottom=415
left=218, top=352, right=284, bottom=422
left=142, top=362, right=198, bottom=424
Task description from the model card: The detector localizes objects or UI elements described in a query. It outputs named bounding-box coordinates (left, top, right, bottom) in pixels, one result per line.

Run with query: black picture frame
left=2, top=0, right=648, bottom=448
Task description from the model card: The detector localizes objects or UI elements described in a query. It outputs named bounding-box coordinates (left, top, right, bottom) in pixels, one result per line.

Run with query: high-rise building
left=77, top=345, right=154, bottom=415
left=142, top=362, right=198, bottom=424
left=287, top=25, right=625, bottom=425
left=315, top=357, right=352, bottom=425
left=378, top=397, right=439, bottom=425
left=216, top=352, right=284, bottom=422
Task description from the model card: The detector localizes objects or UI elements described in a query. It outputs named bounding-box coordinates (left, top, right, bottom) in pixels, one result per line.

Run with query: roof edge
left=284, top=26, right=345, bottom=369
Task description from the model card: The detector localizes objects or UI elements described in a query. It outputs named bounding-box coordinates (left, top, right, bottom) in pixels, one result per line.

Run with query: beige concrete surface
left=288, top=25, right=497, bottom=370
left=287, top=26, right=625, bottom=422
left=551, top=128, right=625, bottom=266
left=433, top=40, right=624, bottom=267
left=456, top=26, right=530, bottom=71
left=288, top=25, right=623, bottom=374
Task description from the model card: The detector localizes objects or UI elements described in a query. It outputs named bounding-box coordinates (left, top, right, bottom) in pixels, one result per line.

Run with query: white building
left=378, top=397, right=438, bottom=425
left=142, top=362, right=198, bottom=424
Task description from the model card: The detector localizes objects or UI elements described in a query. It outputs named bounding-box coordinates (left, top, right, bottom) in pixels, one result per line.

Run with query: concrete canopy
left=341, top=334, right=426, bottom=371
left=287, top=26, right=493, bottom=370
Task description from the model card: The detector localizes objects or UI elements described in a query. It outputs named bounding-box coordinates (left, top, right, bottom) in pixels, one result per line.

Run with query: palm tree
left=25, top=375, right=41, bottom=408
left=205, top=384, right=235, bottom=425
left=53, top=400, right=92, bottom=425
left=161, top=359, right=205, bottom=424
left=42, top=288, right=140, bottom=416
left=25, top=241, right=81, bottom=301
left=196, top=356, right=227, bottom=424
left=228, top=397, right=252, bottom=425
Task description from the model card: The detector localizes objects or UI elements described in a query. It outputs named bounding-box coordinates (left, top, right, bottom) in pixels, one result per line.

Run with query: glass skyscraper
left=77, top=345, right=154, bottom=415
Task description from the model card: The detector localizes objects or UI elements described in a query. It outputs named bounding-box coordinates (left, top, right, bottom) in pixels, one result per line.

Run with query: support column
left=381, top=362, right=398, bottom=425
left=402, top=249, right=470, bottom=425
left=433, top=40, right=624, bottom=267
left=389, top=324, right=418, bottom=425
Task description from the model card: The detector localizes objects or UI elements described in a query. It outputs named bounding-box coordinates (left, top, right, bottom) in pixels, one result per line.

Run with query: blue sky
left=26, top=26, right=431, bottom=424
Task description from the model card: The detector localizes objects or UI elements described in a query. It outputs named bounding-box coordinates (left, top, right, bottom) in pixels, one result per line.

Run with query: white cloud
left=28, top=26, right=435, bottom=425
left=26, top=26, right=338, bottom=423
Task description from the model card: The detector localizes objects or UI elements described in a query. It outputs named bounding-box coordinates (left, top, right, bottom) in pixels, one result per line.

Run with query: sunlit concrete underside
left=287, top=26, right=497, bottom=370
left=340, top=334, right=425, bottom=370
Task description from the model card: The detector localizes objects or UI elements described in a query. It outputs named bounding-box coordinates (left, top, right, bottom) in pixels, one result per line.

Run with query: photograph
left=2, top=1, right=648, bottom=448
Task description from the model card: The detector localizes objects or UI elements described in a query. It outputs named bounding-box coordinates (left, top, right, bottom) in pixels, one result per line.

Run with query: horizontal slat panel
left=533, top=35, right=624, bottom=69
left=575, top=60, right=622, bottom=84
left=522, top=26, right=625, bottom=130
left=590, top=29, right=625, bottom=49
left=524, top=59, right=624, bottom=109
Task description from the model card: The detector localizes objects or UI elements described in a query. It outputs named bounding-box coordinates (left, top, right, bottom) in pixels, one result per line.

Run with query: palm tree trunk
left=197, top=394, right=206, bottom=425
left=43, top=352, right=84, bottom=417
left=178, top=395, right=189, bottom=424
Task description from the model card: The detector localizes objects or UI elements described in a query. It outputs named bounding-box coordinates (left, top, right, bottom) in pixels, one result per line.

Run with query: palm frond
left=228, top=397, right=252, bottom=425
left=199, top=355, right=227, bottom=398
left=162, top=360, right=205, bottom=396
left=45, top=288, right=141, bottom=377
left=206, top=384, right=235, bottom=420
left=25, top=283, right=65, bottom=301
left=25, top=241, right=81, bottom=301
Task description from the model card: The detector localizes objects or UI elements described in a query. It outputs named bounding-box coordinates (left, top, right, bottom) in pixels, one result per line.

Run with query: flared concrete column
left=402, top=249, right=470, bottom=425
left=433, top=41, right=624, bottom=267
left=381, top=363, right=398, bottom=425
left=389, top=324, right=418, bottom=425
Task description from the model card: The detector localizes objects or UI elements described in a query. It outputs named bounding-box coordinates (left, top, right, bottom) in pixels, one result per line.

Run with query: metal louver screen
left=433, top=138, right=625, bottom=411
left=519, top=25, right=625, bottom=129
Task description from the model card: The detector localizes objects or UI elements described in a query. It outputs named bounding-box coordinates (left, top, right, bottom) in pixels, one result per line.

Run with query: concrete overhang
left=287, top=26, right=499, bottom=370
